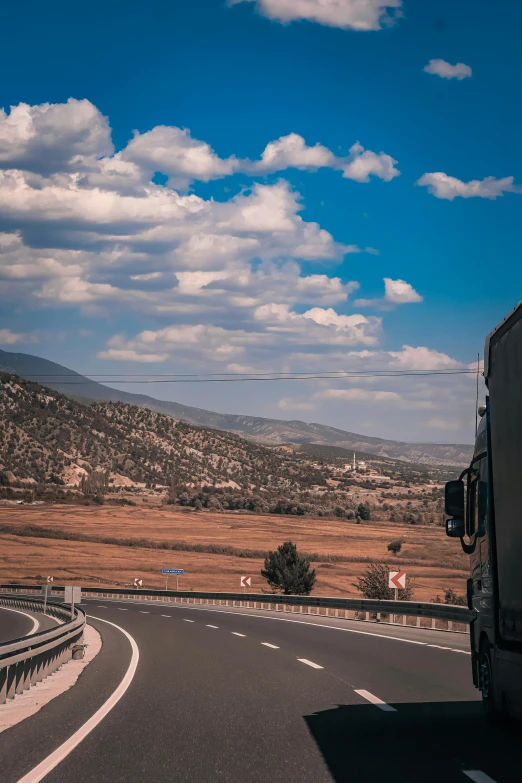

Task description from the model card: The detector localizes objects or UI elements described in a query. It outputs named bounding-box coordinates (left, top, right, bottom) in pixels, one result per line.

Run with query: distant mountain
left=0, top=349, right=472, bottom=467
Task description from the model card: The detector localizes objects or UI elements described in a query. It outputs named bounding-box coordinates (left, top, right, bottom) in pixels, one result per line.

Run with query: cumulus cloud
left=416, top=172, right=520, bottom=200
left=423, top=59, right=472, bottom=80
left=228, top=0, right=403, bottom=31
left=122, top=125, right=240, bottom=188
left=340, top=142, right=399, bottom=183
left=0, top=99, right=112, bottom=174
left=355, top=277, right=422, bottom=308
left=251, top=135, right=399, bottom=183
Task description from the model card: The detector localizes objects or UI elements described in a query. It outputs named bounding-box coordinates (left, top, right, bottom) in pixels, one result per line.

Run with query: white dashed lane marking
left=118, top=608, right=128, bottom=611
left=232, top=632, right=246, bottom=637
left=139, top=611, right=150, bottom=614
left=297, top=658, right=323, bottom=669
left=161, top=615, right=171, bottom=618
left=261, top=643, right=279, bottom=649
left=183, top=619, right=195, bottom=623
left=463, top=771, right=498, bottom=783
left=206, top=625, right=219, bottom=629
left=354, top=689, right=396, bottom=712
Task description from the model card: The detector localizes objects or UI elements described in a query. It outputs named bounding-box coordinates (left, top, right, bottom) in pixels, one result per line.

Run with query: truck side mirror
left=445, top=479, right=464, bottom=518
left=446, top=518, right=465, bottom=538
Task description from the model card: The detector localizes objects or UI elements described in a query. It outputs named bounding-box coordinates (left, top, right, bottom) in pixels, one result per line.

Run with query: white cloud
left=229, top=0, right=402, bottom=31
left=355, top=277, right=422, bottom=308
left=253, top=135, right=399, bottom=183
left=255, top=133, right=335, bottom=172
left=416, top=172, right=520, bottom=200
left=0, top=328, right=35, bottom=345
left=123, top=125, right=239, bottom=188
left=340, top=142, right=399, bottom=183
left=423, top=59, right=472, bottom=80
left=96, top=348, right=168, bottom=363
left=0, top=99, right=112, bottom=174
left=387, top=344, right=460, bottom=370
left=383, top=277, right=422, bottom=304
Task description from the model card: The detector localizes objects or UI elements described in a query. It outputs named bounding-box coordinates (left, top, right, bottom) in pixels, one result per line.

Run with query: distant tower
left=353, top=452, right=356, bottom=472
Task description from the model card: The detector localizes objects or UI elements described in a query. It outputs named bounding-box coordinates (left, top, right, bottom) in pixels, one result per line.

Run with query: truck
left=445, top=300, right=522, bottom=718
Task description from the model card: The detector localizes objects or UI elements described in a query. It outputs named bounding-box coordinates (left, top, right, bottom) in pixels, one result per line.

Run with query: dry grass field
left=0, top=505, right=469, bottom=601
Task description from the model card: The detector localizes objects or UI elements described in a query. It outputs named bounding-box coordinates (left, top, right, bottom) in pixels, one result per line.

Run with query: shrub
left=353, top=562, right=415, bottom=601
left=387, top=539, right=402, bottom=555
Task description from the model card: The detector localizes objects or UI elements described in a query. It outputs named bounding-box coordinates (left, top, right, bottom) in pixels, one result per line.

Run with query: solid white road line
left=16, top=615, right=139, bottom=783
left=1, top=607, right=39, bottom=636
left=298, top=658, right=323, bottom=669
left=354, top=689, right=397, bottom=712
left=206, top=625, right=218, bottom=629
left=162, top=605, right=469, bottom=652
left=183, top=619, right=195, bottom=623
left=232, top=632, right=246, bottom=637
left=261, top=643, right=279, bottom=649
left=161, top=614, right=171, bottom=618
left=463, top=772, right=498, bottom=783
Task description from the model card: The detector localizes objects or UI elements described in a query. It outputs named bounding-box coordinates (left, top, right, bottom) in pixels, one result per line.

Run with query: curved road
left=0, top=606, right=39, bottom=643
left=1, top=598, right=521, bottom=783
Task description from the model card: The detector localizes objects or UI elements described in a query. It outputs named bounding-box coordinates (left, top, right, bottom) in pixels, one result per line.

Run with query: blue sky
left=0, top=0, right=520, bottom=443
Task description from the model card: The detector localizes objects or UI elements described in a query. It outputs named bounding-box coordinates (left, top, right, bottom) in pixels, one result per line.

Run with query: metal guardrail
left=0, top=584, right=473, bottom=631
left=0, top=594, right=86, bottom=704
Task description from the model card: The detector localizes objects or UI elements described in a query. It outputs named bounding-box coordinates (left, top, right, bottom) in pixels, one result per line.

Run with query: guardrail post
left=448, top=621, right=453, bottom=631
left=6, top=664, right=17, bottom=699
left=431, top=618, right=436, bottom=630
left=403, top=615, right=407, bottom=625
left=416, top=616, right=421, bottom=628
left=365, top=612, right=370, bottom=622
left=0, top=667, right=7, bottom=704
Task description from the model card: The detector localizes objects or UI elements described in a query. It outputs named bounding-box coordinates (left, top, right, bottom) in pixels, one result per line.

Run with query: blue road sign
left=162, top=569, right=184, bottom=575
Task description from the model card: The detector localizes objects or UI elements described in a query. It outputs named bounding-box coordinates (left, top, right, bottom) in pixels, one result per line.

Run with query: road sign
left=134, top=578, right=143, bottom=588
left=162, top=568, right=184, bottom=590
left=46, top=576, right=54, bottom=583
left=389, top=571, right=406, bottom=590
left=240, top=576, right=252, bottom=588
left=64, top=586, right=82, bottom=603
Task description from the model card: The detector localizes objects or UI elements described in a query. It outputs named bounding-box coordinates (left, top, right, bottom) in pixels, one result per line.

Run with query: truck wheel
left=478, top=641, right=503, bottom=720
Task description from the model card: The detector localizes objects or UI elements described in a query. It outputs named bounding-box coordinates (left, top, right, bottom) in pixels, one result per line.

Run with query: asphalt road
left=2, top=598, right=521, bottom=783
left=0, top=605, right=56, bottom=643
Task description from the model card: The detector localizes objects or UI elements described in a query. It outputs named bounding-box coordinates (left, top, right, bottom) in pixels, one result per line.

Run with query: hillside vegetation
left=0, top=373, right=321, bottom=491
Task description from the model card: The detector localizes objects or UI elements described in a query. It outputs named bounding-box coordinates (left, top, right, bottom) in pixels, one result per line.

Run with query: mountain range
left=0, top=349, right=472, bottom=467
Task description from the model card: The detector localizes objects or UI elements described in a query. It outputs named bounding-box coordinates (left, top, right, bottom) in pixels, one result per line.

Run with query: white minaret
left=353, top=452, right=356, bottom=472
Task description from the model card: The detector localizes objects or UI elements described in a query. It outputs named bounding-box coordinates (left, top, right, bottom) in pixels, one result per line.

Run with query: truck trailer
left=445, top=300, right=522, bottom=718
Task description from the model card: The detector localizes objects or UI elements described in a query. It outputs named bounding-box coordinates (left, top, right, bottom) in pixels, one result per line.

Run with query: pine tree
left=261, top=541, right=316, bottom=595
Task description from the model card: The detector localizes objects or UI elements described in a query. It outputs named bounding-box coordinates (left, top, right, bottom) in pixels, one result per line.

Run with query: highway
left=0, top=606, right=53, bottom=642
left=1, top=598, right=521, bottom=783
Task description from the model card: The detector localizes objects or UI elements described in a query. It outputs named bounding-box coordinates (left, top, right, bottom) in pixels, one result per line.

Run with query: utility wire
left=15, top=368, right=478, bottom=385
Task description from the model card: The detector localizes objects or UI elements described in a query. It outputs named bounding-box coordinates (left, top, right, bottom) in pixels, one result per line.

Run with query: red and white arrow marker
left=133, top=578, right=143, bottom=588
left=240, top=576, right=252, bottom=588
left=389, top=571, right=406, bottom=590
left=46, top=576, right=54, bottom=583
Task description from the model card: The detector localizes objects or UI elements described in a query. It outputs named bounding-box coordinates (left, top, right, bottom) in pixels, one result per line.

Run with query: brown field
left=0, top=505, right=469, bottom=601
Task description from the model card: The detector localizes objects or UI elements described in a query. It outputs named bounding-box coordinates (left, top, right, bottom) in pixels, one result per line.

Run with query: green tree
left=433, top=587, right=467, bottom=606
left=357, top=502, right=371, bottom=521
left=387, top=539, right=402, bottom=555
left=353, top=562, right=415, bottom=601
left=261, top=541, right=316, bottom=595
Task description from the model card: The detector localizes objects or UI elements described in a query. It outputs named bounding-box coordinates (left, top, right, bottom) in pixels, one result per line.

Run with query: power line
left=15, top=368, right=478, bottom=385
